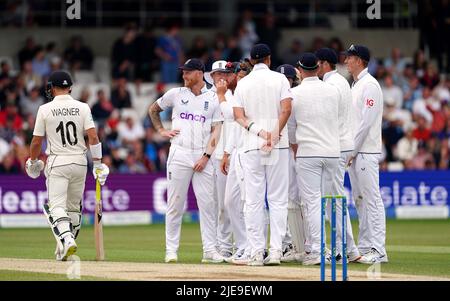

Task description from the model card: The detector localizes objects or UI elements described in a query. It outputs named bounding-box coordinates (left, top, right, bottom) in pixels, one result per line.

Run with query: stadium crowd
left=0, top=17, right=449, bottom=174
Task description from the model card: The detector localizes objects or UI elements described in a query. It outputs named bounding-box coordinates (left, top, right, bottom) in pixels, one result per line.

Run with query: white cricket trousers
left=166, top=145, right=217, bottom=254
left=348, top=153, right=387, bottom=256
left=296, top=157, right=339, bottom=255
left=45, top=163, right=86, bottom=224
left=224, top=150, right=247, bottom=253
left=213, top=158, right=233, bottom=252
left=326, top=151, right=359, bottom=256
left=241, top=149, right=289, bottom=257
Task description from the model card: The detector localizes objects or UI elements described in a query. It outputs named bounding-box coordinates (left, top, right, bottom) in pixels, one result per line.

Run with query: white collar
left=253, top=63, right=269, bottom=71
left=301, top=76, right=320, bottom=83
left=323, top=70, right=338, bottom=81
left=356, top=68, right=369, bottom=81
left=53, top=94, right=74, bottom=101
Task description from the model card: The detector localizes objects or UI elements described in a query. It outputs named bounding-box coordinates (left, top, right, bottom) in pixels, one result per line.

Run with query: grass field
left=0, top=219, right=449, bottom=280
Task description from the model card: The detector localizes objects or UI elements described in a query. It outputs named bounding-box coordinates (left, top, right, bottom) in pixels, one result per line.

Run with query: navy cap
left=297, top=53, right=318, bottom=70
left=343, top=44, right=370, bottom=62
left=48, top=71, right=73, bottom=88
left=179, top=58, right=205, bottom=72
left=276, top=64, right=297, bottom=79
left=250, top=44, right=271, bottom=60
left=315, top=48, right=338, bottom=65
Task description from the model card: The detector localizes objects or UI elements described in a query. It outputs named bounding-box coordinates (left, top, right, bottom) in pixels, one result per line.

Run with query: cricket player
left=208, top=60, right=234, bottom=258
left=315, top=48, right=362, bottom=263
left=288, top=53, right=340, bottom=265
left=25, top=71, right=109, bottom=261
left=233, top=44, right=292, bottom=266
left=148, top=58, right=224, bottom=264
left=343, top=45, right=387, bottom=263
left=216, top=61, right=251, bottom=264
left=275, top=64, right=306, bottom=263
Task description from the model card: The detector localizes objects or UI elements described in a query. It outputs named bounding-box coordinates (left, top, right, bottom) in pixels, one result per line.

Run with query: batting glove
left=93, top=161, right=110, bottom=185
left=25, top=158, right=44, bottom=179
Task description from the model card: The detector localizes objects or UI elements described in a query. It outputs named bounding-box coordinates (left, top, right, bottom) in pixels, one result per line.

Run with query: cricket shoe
left=165, top=252, right=178, bottom=263
left=201, top=251, right=225, bottom=263
left=357, top=248, right=388, bottom=264
left=281, top=244, right=297, bottom=262
left=247, top=251, right=265, bottom=266
left=264, top=250, right=282, bottom=266
left=219, top=249, right=233, bottom=260
left=225, top=249, right=244, bottom=263
left=347, top=250, right=362, bottom=263
left=302, top=253, right=321, bottom=266
left=61, top=236, right=77, bottom=261
left=231, top=252, right=251, bottom=265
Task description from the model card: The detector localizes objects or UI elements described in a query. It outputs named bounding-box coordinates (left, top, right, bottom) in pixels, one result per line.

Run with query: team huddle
left=149, top=43, right=387, bottom=266
left=25, top=42, right=387, bottom=267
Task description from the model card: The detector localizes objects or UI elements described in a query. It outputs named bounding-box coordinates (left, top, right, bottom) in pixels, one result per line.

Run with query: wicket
left=321, top=195, right=348, bottom=281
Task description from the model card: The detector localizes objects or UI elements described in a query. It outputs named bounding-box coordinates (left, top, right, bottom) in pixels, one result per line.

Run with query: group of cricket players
left=26, top=41, right=387, bottom=267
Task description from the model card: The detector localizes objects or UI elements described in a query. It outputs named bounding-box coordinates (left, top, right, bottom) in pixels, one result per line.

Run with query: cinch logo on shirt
left=180, top=112, right=206, bottom=123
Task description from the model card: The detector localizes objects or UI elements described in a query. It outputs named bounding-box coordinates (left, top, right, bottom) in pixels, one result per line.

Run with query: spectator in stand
left=112, top=23, right=138, bottom=80
left=384, top=47, right=408, bottom=83
left=207, top=32, right=228, bottom=69
left=413, top=49, right=427, bottom=78
left=403, top=76, right=423, bottom=111
left=78, top=87, right=91, bottom=104
left=412, top=87, right=435, bottom=125
left=187, top=36, right=210, bottom=64
left=257, top=12, right=281, bottom=65
left=118, top=151, right=147, bottom=173
left=155, top=22, right=184, bottom=83
left=135, top=24, right=158, bottom=82
left=64, top=35, right=94, bottom=71
left=224, top=36, right=242, bottom=62
left=111, top=77, right=132, bottom=109
left=0, top=151, right=20, bottom=174
left=45, top=42, right=59, bottom=63
left=31, top=46, right=51, bottom=78
left=382, top=73, right=404, bottom=109
left=0, top=99, right=22, bottom=133
left=91, top=89, right=114, bottom=124
left=0, top=61, right=12, bottom=82
left=281, top=39, right=303, bottom=66
left=237, top=9, right=259, bottom=59
left=398, top=63, right=416, bottom=92
left=20, top=60, right=42, bottom=91
left=412, top=115, right=432, bottom=143
left=420, top=63, right=440, bottom=89
left=396, top=127, right=418, bottom=166
left=18, top=37, right=38, bottom=68
left=117, top=115, right=145, bottom=146
left=410, top=141, right=435, bottom=170
left=19, top=86, right=44, bottom=117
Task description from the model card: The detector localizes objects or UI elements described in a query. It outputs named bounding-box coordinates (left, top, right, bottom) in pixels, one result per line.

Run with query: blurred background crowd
left=0, top=0, right=449, bottom=174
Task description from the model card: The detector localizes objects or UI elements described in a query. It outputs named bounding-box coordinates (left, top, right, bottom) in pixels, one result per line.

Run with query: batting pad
left=287, top=200, right=306, bottom=253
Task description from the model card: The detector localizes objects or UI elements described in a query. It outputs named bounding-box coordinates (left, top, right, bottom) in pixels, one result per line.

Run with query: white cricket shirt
left=289, top=76, right=340, bottom=157
left=157, top=85, right=223, bottom=152
left=351, top=68, right=383, bottom=155
left=323, top=70, right=354, bottom=152
left=233, top=63, right=293, bottom=152
left=33, top=94, right=95, bottom=167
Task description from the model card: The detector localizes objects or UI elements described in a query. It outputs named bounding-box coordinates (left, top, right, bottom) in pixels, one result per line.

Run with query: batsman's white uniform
left=33, top=95, right=95, bottom=247
left=219, top=93, right=247, bottom=254
left=323, top=70, right=359, bottom=256
left=349, top=68, right=387, bottom=257
left=211, top=88, right=233, bottom=254
left=157, top=86, right=223, bottom=254
left=234, top=63, right=292, bottom=257
left=289, top=77, right=340, bottom=255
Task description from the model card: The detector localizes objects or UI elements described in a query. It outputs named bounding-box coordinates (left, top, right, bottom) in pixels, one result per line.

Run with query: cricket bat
left=95, top=175, right=105, bottom=261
